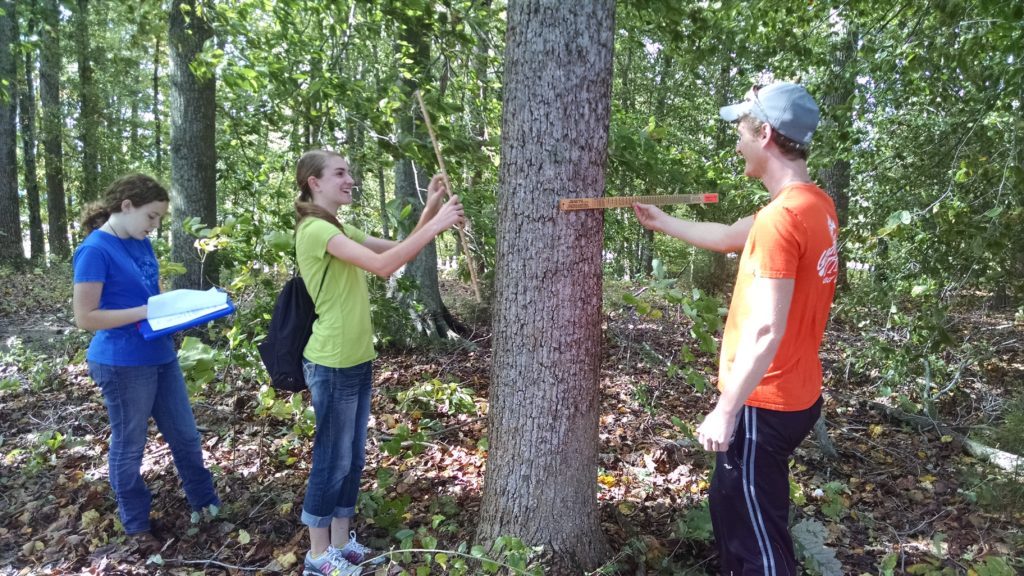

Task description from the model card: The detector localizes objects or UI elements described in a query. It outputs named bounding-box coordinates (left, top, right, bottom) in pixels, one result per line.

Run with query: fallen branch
left=158, top=557, right=283, bottom=573
left=868, top=401, right=1022, bottom=473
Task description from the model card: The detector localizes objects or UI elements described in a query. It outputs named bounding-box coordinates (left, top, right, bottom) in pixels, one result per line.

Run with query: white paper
left=145, top=303, right=230, bottom=331
left=147, top=288, right=227, bottom=320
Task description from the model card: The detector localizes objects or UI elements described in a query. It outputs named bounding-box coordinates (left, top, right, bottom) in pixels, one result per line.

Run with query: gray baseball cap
left=719, top=82, right=820, bottom=146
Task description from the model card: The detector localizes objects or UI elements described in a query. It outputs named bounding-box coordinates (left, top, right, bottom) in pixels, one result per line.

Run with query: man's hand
left=632, top=203, right=666, bottom=232
left=697, top=405, right=740, bottom=452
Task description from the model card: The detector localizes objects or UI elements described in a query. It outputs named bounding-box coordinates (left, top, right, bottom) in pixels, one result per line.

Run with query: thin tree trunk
left=153, top=37, right=162, bottom=178
left=377, top=165, right=389, bottom=240
left=0, top=0, right=25, bottom=265
left=476, top=2, right=615, bottom=572
left=816, top=23, right=856, bottom=291
left=19, top=17, right=44, bottom=262
left=39, top=0, right=69, bottom=260
left=393, top=10, right=460, bottom=339
left=168, top=0, right=217, bottom=290
left=74, top=0, right=99, bottom=203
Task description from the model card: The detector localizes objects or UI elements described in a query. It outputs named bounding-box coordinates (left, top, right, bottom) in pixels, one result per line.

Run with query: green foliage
left=359, top=467, right=410, bottom=535
left=957, top=465, right=1024, bottom=518
left=380, top=424, right=429, bottom=458
left=792, top=519, right=842, bottom=576
left=397, top=378, right=479, bottom=417
left=623, top=271, right=725, bottom=393
left=176, top=336, right=223, bottom=397
left=816, top=481, right=850, bottom=522
left=388, top=529, right=544, bottom=576
left=673, top=501, right=713, bottom=543
left=0, top=338, right=59, bottom=391
left=834, top=283, right=992, bottom=418
left=988, top=393, right=1024, bottom=456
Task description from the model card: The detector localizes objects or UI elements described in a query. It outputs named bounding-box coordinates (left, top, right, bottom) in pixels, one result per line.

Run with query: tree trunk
left=393, top=10, right=460, bottom=339
left=377, top=165, right=389, bottom=240
left=816, top=22, right=856, bottom=291
left=0, top=0, right=25, bottom=265
left=74, top=0, right=99, bottom=203
left=153, top=37, right=162, bottom=178
left=168, top=0, right=217, bottom=290
left=39, top=0, right=69, bottom=260
left=19, top=16, right=44, bottom=262
left=476, top=2, right=615, bottom=573
left=395, top=158, right=460, bottom=339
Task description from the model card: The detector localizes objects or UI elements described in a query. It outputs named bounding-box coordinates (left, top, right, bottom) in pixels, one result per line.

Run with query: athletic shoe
left=337, top=531, right=385, bottom=565
left=303, top=548, right=360, bottom=576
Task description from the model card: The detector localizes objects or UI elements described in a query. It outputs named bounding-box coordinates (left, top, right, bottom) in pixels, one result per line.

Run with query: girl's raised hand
left=434, top=195, right=465, bottom=232
left=426, top=174, right=449, bottom=208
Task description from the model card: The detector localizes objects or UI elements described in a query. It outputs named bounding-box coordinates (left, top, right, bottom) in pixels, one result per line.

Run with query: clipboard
left=138, top=296, right=236, bottom=340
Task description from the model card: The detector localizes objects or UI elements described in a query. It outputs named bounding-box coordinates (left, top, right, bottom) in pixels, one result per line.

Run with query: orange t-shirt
left=718, top=183, right=839, bottom=411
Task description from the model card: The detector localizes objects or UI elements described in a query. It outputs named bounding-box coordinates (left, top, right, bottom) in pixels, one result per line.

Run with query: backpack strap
left=312, top=262, right=329, bottom=306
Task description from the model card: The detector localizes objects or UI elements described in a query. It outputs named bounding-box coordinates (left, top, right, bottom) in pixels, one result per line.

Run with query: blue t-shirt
left=72, top=230, right=177, bottom=366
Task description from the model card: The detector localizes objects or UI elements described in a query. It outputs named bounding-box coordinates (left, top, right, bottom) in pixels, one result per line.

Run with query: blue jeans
left=301, top=360, right=372, bottom=528
left=88, top=360, right=220, bottom=535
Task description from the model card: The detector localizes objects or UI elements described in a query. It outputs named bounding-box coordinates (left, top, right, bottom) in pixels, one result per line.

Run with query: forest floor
left=0, top=266, right=1022, bottom=575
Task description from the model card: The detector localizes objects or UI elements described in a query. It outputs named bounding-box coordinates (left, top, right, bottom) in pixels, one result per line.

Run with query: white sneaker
left=303, top=548, right=361, bottom=576
left=336, top=530, right=385, bottom=566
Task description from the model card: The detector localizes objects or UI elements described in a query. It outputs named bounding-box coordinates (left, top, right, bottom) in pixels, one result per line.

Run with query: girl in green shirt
left=293, top=150, right=464, bottom=576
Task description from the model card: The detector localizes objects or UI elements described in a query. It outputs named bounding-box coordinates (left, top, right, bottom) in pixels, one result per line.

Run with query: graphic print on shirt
left=816, top=215, right=839, bottom=284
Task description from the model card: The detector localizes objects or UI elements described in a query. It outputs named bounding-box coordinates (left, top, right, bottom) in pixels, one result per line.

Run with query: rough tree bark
left=476, top=1, right=615, bottom=573
left=0, top=0, right=25, bottom=265
left=816, top=22, right=856, bottom=291
left=168, top=0, right=217, bottom=289
left=17, top=2, right=43, bottom=261
left=39, top=0, right=69, bottom=259
left=74, top=0, right=99, bottom=203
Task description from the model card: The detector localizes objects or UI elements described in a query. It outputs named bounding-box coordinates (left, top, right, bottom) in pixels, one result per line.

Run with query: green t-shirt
left=295, top=218, right=376, bottom=368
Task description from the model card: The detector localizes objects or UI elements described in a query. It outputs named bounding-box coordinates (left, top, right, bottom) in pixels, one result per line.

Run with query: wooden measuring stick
left=415, top=90, right=482, bottom=302
left=559, top=193, right=719, bottom=211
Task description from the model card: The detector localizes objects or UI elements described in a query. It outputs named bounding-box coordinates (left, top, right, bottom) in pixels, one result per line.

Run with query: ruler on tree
left=559, top=193, right=719, bottom=211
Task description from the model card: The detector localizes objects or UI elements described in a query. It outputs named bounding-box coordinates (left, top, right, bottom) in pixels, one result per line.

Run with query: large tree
left=16, top=0, right=42, bottom=261
left=476, top=1, right=615, bottom=572
left=0, top=0, right=24, bottom=265
left=168, top=0, right=217, bottom=289
left=38, top=0, right=68, bottom=259
left=74, top=0, right=99, bottom=203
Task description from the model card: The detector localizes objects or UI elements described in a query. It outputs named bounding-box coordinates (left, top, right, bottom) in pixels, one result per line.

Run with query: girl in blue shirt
left=72, top=174, right=220, bottom=553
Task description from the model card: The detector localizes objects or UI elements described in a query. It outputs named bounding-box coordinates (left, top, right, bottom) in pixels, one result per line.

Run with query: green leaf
left=264, top=230, right=295, bottom=253
left=791, top=519, right=842, bottom=576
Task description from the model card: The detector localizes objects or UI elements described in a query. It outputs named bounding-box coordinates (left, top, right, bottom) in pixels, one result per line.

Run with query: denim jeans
left=88, top=360, right=220, bottom=535
left=301, top=360, right=372, bottom=528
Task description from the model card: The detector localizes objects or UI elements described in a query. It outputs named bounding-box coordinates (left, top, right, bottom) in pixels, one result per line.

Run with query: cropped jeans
left=300, top=359, right=372, bottom=528
left=88, top=360, right=220, bottom=535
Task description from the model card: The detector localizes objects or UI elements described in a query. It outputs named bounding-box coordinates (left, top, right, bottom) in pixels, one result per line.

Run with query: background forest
left=1, top=0, right=1022, bottom=575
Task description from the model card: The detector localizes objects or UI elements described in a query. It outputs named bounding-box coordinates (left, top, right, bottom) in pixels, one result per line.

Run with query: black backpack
left=257, top=266, right=328, bottom=393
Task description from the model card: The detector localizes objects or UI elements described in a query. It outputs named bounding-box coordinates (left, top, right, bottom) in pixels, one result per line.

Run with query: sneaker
left=336, top=531, right=385, bottom=566
left=303, top=548, right=361, bottom=576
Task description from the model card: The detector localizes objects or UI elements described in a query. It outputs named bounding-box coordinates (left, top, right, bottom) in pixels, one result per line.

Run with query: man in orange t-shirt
left=634, top=81, right=838, bottom=575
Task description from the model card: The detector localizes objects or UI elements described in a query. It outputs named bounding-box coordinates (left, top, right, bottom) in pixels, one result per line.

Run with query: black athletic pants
left=709, top=397, right=822, bottom=576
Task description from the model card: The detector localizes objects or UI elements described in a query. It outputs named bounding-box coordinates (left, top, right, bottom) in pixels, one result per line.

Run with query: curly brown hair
left=80, top=174, right=170, bottom=234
